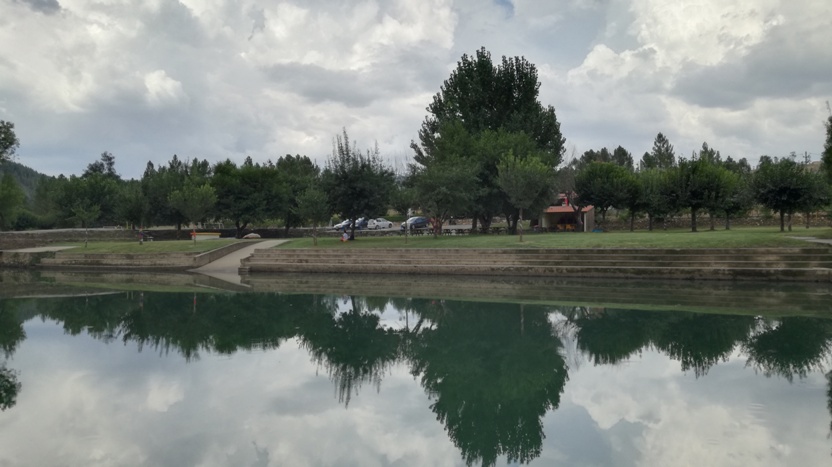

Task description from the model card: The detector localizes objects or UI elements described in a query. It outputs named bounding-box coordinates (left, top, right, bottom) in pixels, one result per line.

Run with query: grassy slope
left=279, top=227, right=830, bottom=249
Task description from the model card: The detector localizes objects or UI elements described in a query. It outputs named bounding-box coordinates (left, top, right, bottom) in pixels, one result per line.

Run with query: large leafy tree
left=0, top=120, right=19, bottom=164
left=169, top=180, right=218, bottom=235
left=116, top=180, right=146, bottom=229
left=497, top=153, right=555, bottom=240
left=211, top=158, right=280, bottom=238
left=296, top=185, right=331, bottom=246
left=796, top=170, right=830, bottom=228
left=822, top=114, right=832, bottom=183
left=58, top=172, right=119, bottom=227
left=639, top=132, right=676, bottom=170
left=639, top=169, right=678, bottom=231
left=0, top=174, right=25, bottom=230
left=82, top=151, right=120, bottom=180
left=571, top=146, right=633, bottom=172
left=575, top=162, right=631, bottom=227
left=275, top=154, right=319, bottom=235
left=141, top=156, right=188, bottom=231
left=753, top=157, right=813, bottom=232
left=412, top=47, right=565, bottom=232
left=321, top=129, right=395, bottom=240
left=677, top=157, right=728, bottom=232
left=413, top=159, right=479, bottom=237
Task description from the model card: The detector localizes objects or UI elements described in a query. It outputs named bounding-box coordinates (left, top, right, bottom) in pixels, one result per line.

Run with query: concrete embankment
left=240, top=247, right=832, bottom=282
left=1, top=241, right=257, bottom=270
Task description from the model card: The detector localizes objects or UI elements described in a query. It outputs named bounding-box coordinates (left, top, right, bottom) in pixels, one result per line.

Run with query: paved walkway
left=6, top=246, right=77, bottom=252
left=788, top=236, right=832, bottom=246
left=190, top=239, right=287, bottom=286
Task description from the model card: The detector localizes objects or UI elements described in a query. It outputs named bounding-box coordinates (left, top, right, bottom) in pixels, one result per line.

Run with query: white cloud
left=0, top=0, right=829, bottom=177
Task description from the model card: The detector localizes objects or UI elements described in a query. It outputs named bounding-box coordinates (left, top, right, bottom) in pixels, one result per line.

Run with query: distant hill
left=0, top=160, right=50, bottom=202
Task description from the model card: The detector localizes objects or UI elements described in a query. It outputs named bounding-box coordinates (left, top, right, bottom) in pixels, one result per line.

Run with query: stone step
left=242, top=256, right=832, bottom=269
left=263, top=247, right=832, bottom=255
left=241, top=262, right=831, bottom=281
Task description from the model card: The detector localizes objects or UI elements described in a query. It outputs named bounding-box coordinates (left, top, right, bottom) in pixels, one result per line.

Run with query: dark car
left=400, top=216, right=431, bottom=230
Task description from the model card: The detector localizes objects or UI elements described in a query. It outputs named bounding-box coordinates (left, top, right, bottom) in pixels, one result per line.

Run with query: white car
left=368, top=217, right=394, bottom=229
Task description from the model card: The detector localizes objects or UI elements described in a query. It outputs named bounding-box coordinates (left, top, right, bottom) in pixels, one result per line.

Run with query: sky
left=1, top=0, right=830, bottom=180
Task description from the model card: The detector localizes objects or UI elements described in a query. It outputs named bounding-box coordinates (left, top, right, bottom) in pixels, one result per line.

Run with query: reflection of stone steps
left=240, top=247, right=832, bottom=282
left=242, top=273, right=832, bottom=316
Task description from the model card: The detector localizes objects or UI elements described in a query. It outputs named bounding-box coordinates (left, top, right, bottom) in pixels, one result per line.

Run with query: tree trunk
left=647, top=213, right=653, bottom=231
left=691, top=208, right=698, bottom=232
left=479, top=214, right=492, bottom=233
left=312, top=224, right=318, bottom=246
left=349, top=220, right=356, bottom=240
left=805, top=211, right=811, bottom=229
left=725, top=214, right=731, bottom=230
left=284, top=224, right=291, bottom=236
left=629, top=211, right=635, bottom=232
left=235, top=220, right=248, bottom=239
left=709, top=213, right=715, bottom=231
left=508, top=213, right=519, bottom=235
left=779, top=210, right=785, bottom=232
left=471, top=216, right=478, bottom=233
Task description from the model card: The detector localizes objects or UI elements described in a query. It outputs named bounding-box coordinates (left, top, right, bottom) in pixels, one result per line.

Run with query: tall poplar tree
left=412, top=47, right=565, bottom=232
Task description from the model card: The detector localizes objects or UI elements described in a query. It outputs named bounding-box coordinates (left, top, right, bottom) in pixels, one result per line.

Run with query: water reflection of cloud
left=557, top=344, right=830, bottom=467
left=1, top=325, right=461, bottom=466
left=3, top=316, right=832, bottom=466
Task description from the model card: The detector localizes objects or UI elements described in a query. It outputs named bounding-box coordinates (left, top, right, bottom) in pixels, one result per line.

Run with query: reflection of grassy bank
left=244, top=273, right=832, bottom=318
left=55, top=239, right=240, bottom=253
left=277, top=227, right=826, bottom=249
left=3, top=269, right=831, bottom=317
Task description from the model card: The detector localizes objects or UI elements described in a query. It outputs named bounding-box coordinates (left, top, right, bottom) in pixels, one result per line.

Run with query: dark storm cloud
left=672, top=24, right=832, bottom=109
left=13, top=0, right=60, bottom=15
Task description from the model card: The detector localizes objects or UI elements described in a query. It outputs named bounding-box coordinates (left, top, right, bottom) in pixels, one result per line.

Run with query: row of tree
left=567, top=137, right=830, bottom=232
left=1, top=46, right=831, bottom=236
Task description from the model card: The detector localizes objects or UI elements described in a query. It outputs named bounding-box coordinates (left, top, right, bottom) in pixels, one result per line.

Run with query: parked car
left=368, top=217, right=394, bottom=229
left=334, top=217, right=367, bottom=231
left=400, top=216, right=431, bottom=230
left=332, top=219, right=351, bottom=231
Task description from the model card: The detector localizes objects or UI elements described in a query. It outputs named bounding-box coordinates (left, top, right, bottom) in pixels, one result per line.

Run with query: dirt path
left=191, top=239, right=288, bottom=286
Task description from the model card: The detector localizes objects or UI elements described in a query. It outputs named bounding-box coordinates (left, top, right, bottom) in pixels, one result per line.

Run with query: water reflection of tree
left=742, top=318, right=832, bottom=382
left=406, top=301, right=567, bottom=466
left=565, top=308, right=651, bottom=365
left=299, top=296, right=401, bottom=407
left=0, top=365, right=20, bottom=411
left=0, top=299, right=26, bottom=411
left=566, top=308, right=755, bottom=377
left=0, top=299, right=27, bottom=357
left=651, top=313, right=755, bottom=378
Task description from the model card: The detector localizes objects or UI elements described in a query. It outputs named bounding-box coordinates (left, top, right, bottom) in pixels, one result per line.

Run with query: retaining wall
left=241, top=247, right=832, bottom=282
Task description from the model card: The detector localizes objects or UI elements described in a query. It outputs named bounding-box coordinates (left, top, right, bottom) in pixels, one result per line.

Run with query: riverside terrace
left=240, top=247, right=832, bottom=282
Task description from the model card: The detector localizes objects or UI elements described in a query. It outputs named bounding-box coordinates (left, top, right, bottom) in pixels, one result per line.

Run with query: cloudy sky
left=1, top=0, right=830, bottom=179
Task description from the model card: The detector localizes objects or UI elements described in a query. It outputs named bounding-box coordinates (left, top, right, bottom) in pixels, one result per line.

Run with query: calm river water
left=1, top=274, right=831, bottom=466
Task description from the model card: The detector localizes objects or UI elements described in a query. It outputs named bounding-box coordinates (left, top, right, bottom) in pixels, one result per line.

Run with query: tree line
left=1, top=46, right=831, bottom=236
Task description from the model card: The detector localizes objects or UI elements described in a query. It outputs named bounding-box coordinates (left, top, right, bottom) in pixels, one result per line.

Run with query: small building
left=539, top=194, right=595, bottom=232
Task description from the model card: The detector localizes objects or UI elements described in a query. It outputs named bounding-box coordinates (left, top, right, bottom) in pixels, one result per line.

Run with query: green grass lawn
left=57, top=239, right=241, bottom=254
left=280, top=226, right=832, bottom=249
